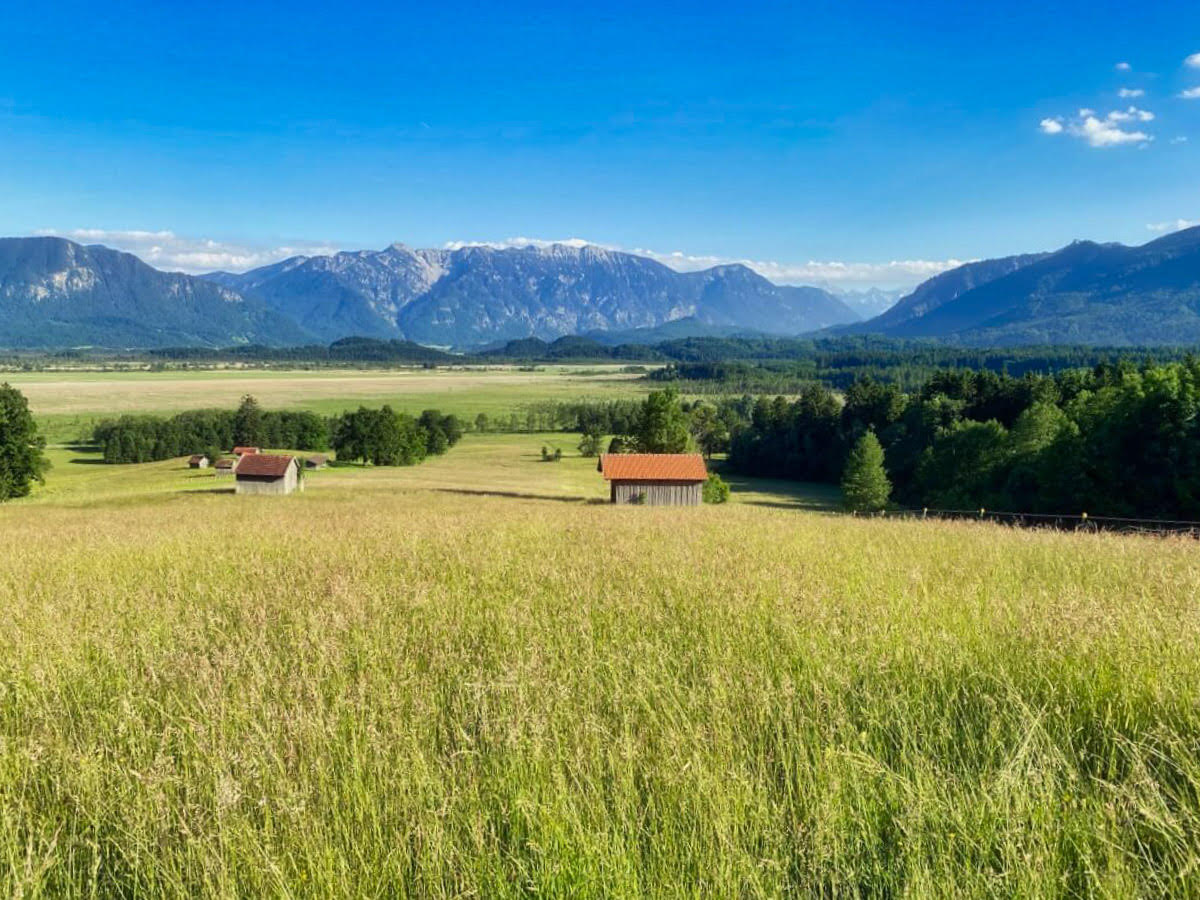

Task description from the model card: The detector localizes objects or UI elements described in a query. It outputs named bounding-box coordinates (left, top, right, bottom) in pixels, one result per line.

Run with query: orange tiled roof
left=599, top=453, right=708, bottom=482
left=235, top=454, right=296, bottom=477
left=233, top=446, right=260, bottom=455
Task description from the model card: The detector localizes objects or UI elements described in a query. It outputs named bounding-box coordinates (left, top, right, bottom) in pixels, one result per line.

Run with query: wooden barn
left=304, top=454, right=328, bottom=469
left=187, top=454, right=209, bottom=469
left=598, top=454, right=708, bottom=506
left=213, top=457, right=238, bottom=475
left=235, top=454, right=302, bottom=495
left=233, top=446, right=260, bottom=457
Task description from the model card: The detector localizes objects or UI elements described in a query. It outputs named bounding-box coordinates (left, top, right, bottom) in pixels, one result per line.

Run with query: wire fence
left=851, top=507, right=1200, bottom=538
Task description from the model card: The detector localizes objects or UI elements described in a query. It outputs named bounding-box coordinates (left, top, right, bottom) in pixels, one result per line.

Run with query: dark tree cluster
left=331, top=407, right=462, bottom=466
left=727, top=360, right=1200, bottom=520
left=93, top=396, right=329, bottom=464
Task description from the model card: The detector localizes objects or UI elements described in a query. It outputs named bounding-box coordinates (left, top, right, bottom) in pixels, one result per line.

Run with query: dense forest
left=721, top=360, right=1200, bottom=520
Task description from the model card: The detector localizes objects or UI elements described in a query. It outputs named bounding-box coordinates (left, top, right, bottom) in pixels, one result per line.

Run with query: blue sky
left=1, top=0, right=1198, bottom=287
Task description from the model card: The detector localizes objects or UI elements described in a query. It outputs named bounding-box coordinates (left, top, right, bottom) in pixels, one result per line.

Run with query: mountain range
left=205, top=243, right=860, bottom=346
left=1, top=227, right=1199, bottom=349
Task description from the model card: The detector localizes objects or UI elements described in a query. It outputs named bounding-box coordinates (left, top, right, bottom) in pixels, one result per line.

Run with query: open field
left=3, top=366, right=650, bottom=443
left=4, top=463, right=1200, bottom=895
left=27, top=435, right=839, bottom=513
left=4, top=369, right=1199, bottom=895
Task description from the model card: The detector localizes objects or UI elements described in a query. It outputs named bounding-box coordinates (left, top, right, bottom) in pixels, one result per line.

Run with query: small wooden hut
left=233, top=446, right=260, bottom=457
left=235, top=454, right=302, bottom=496
left=187, top=454, right=210, bottom=469
left=213, top=457, right=238, bottom=475
left=598, top=454, right=708, bottom=506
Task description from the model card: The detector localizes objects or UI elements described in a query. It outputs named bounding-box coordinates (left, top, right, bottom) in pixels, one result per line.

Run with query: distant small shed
left=304, top=454, right=328, bottom=469
left=599, top=453, right=708, bottom=506
left=188, top=454, right=210, bottom=469
left=214, top=457, right=238, bottom=475
left=233, top=446, right=260, bottom=456
left=235, top=454, right=302, bottom=496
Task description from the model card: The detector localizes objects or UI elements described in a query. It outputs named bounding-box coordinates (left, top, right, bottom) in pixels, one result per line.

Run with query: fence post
left=922, top=507, right=927, bottom=519
left=979, top=507, right=985, bottom=519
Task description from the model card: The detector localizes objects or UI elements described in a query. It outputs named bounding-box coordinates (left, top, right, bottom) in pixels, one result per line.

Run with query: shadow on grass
left=719, top=472, right=842, bottom=512
left=184, top=487, right=236, bottom=495
left=63, top=443, right=100, bottom=454
left=68, top=458, right=109, bottom=466
left=433, top=488, right=590, bottom=504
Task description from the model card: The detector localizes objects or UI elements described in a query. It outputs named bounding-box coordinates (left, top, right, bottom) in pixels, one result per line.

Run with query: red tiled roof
left=233, top=446, right=260, bottom=455
left=599, top=453, right=708, bottom=482
left=188, top=454, right=208, bottom=463
left=234, top=454, right=296, bottom=477
left=214, top=458, right=237, bottom=469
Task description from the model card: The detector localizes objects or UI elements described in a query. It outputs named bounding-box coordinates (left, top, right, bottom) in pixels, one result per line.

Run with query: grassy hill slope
left=2, top=453, right=1199, bottom=895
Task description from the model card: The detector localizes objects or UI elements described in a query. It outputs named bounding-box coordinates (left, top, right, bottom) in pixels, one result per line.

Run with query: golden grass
left=3, top=454, right=1200, bottom=895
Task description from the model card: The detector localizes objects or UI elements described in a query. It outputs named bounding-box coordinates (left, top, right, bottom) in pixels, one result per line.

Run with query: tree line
left=727, top=360, right=1200, bottom=520
left=93, top=397, right=331, bottom=464
left=93, top=396, right=463, bottom=467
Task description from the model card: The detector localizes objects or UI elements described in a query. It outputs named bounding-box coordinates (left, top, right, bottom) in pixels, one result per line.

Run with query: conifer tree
left=841, top=431, right=891, bottom=512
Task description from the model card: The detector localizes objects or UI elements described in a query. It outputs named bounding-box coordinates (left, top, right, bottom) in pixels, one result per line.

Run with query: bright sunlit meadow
left=4, top=404, right=1200, bottom=895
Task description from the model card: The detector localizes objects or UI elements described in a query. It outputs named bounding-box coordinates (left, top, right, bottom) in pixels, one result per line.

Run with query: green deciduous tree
left=841, top=431, right=891, bottom=513
left=0, top=383, right=48, bottom=500
left=702, top=473, right=731, bottom=504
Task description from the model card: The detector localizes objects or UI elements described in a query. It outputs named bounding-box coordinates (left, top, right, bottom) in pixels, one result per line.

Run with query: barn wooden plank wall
left=235, top=468, right=301, bottom=495
left=611, top=480, right=702, bottom=506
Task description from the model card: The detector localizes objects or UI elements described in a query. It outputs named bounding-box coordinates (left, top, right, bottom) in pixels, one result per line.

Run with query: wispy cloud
left=445, top=237, right=965, bottom=289
left=1118, top=87, right=1145, bottom=98
left=1116, top=61, right=1133, bottom=71
left=1171, top=136, right=1189, bottom=144
left=34, top=229, right=342, bottom=274
left=1040, top=107, right=1154, bottom=147
left=1147, top=218, right=1200, bottom=233
left=1180, top=86, right=1200, bottom=99
left=1186, top=52, right=1200, bottom=68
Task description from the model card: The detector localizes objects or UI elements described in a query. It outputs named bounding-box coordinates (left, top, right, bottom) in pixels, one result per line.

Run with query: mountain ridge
left=208, top=242, right=861, bottom=347
left=0, top=237, right=311, bottom=349
left=850, top=226, right=1200, bottom=346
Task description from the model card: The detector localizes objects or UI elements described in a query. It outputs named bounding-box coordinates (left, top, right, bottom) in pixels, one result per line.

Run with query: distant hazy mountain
left=832, top=286, right=906, bottom=319
left=851, top=228, right=1200, bottom=346
left=853, top=253, right=1049, bottom=334
left=211, top=243, right=861, bottom=347
left=10, top=229, right=1200, bottom=350
left=0, top=237, right=310, bottom=348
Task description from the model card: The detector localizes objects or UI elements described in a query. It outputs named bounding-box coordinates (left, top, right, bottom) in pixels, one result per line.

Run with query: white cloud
left=1186, top=52, right=1200, bottom=68
left=1118, top=87, right=1145, bottom=98
left=34, top=229, right=341, bottom=273
left=1042, top=107, right=1154, bottom=147
left=1106, top=106, right=1154, bottom=122
left=1116, top=61, right=1132, bottom=71
left=446, top=237, right=965, bottom=290
left=1147, top=218, right=1200, bottom=233
left=1180, top=86, right=1200, bottom=99
left=1171, top=136, right=1189, bottom=144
